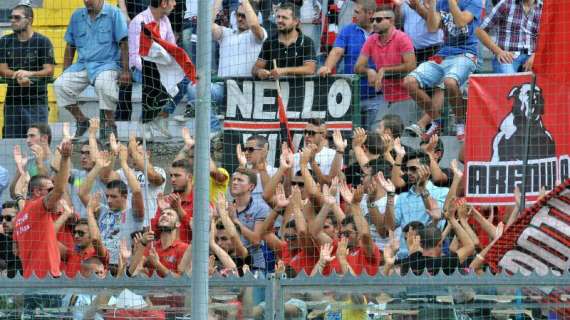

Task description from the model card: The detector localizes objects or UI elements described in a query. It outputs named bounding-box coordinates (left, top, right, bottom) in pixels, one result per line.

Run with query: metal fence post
left=191, top=0, right=213, bottom=318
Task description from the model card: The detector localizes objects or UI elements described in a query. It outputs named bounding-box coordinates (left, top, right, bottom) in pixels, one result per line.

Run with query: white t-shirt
left=252, top=164, right=278, bottom=201
left=217, top=27, right=267, bottom=77
left=293, top=146, right=339, bottom=176
left=117, top=166, right=166, bottom=218
left=300, top=0, right=321, bottom=23
left=184, top=0, right=214, bottom=19
left=360, top=193, right=401, bottom=251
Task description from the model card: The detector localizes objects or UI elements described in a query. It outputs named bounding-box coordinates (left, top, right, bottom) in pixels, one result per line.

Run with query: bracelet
left=476, top=254, right=485, bottom=261
left=234, top=223, right=242, bottom=234
left=336, top=150, right=344, bottom=155
left=275, top=207, right=285, bottom=215
left=393, top=163, right=401, bottom=167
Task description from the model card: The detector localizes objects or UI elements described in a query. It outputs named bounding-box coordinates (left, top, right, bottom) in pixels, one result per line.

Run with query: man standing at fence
left=0, top=4, right=55, bottom=139
left=13, top=140, right=73, bottom=278
left=318, top=0, right=380, bottom=130
left=475, top=0, right=542, bottom=73
left=354, top=5, right=419, bottom=129
left=252, top=2, right=317, bottom=79
left=54, top=0, right=129, bottom=140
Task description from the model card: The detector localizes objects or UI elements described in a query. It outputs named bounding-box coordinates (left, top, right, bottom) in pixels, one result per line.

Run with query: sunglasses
left=1, top=215, right=14, bottom=222
left=291, top=181, right=305, bottom=187
left=304, top=129, right=323, bottom=136
left=80, top=150, right=91, bottom=155
left=74, top=230, right=87, bottom=237
left=370, top=16, right=392, bottom=23
left=10, top=15, right=26, bottom=21
left=236, top=12, right=246, bottom=19
left=243, top=146, right=262, bottom=153
left=216, top=236, right=229, bottom=241
left=284, top=234, right=298, bottom=242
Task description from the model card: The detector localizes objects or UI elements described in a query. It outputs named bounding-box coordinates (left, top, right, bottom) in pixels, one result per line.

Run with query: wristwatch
left=420, top=190, right=430, bottom=198
left=367, top=201, right=378, bottom=209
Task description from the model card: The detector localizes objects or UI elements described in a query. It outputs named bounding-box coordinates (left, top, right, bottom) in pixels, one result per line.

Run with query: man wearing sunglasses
left=237, top=135, right=278, bottom=201
left=384, top=150, right=449, bottom=259
left=0, top=201, right=22, bottom=278
left=354, top=5, right=419, bottom=131
left=0, top=4, right=55, bottom=139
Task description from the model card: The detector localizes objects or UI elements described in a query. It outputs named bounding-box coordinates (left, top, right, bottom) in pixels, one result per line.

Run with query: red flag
left=139, top=22, right=197, bottom=85
left=276, top=92, right=294, bottom=152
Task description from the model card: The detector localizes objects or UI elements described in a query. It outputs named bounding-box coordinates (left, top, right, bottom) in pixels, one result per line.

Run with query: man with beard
left=177, top=0, right=265, bottom=131
left=0, top=201, right=22, bottom=277
left=251, top=2, right=316, bottom=79
left=385, top=150, right=448, bottom=258
left=150, top=159, right=194, bottom=243
left=0, top=4, right=55, bottom=139
left=130, top=208, right=191, bottom=277
left=54, top=0, right=129, bottom=140
left=354, top=5, right=419, bottom=130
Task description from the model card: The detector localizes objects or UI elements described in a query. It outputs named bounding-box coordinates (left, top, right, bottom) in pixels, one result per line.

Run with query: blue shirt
left=395, top=181, right=449, bottom=258
left=436, top=0, right=482, bottom=56
left=333, top=24, right=377, bottom=101
left=402, top=1, right=443, bottom=49
left=64, top=4, right=128, bottom=81
left=237, top=197, right=269, bottom=270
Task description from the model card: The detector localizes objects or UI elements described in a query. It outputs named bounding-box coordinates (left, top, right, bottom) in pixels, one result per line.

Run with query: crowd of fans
left=0, top=0, right=546, bottom=317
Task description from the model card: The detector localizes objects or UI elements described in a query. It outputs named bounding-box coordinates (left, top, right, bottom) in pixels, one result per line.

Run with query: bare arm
left=63, top=44, right=76, bottom=70
left=448, top=0, right=474, bottom=28
left=426, top=0, right=442, bottom=32
left=243, top=0, right=265, bottom=41
left=45, top=141, right=72, bottom=211
left=119, top=146, right=144, bottom=219
left=447, top=211, right=475, bottom=263
left=87, top=194, right=108, bottom=260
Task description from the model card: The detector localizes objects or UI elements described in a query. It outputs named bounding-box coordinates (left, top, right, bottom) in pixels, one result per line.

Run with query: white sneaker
left=141, top=124, right=154, bottom=142
left=455, top=123, right=465, bottom=142
left=156, top=117, right=172, bottom=139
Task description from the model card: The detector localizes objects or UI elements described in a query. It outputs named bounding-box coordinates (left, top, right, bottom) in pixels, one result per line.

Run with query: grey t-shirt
left=69, top=168, right=108, bottom=218
left=97, top=205, right=145, bottom=264
left=237, top=197, right=269, bottom=270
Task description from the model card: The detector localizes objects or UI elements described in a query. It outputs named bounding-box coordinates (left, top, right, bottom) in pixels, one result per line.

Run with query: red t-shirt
left=13, top=197, right=61, bottom=278
left=52, top=211, right=76, bottom=272
left=144, top=239, right=189, bottom=277
left=326, top=239, right=382, bottom=276
left=278, top=240, right=320, bottom=276
left=151, top=191, right=194, bottom=243
left=361, top=29, right=414, bottom=102
left=64, top=246, right=110, bottom=277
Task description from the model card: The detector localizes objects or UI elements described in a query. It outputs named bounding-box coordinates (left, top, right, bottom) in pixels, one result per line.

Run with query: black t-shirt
left=124, top=0, right=151, bottom=19
left=0, top=233, right=22, bottom=278
left=0, top=32, right=55, bottom=106
left=258, top=31, right=316, bottom=70
left=398, top=252, right=463, bottom=276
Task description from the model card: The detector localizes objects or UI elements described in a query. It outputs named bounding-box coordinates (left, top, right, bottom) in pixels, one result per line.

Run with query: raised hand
left=352, top=184, right=365, bottom=204
left=393, top=138, right=406, bottom=158
left=166, top=192, right=182, bottom=211
left=118, top=144, right=129, bottom=164
left=95, top=150, right=112, bottom=168
left=422, top=134, right=439, bottom=157
left=416, top=165, right=431, bottom=188
left=30, top=144, right=44, bottom=162
left=109, top=133, right=121, bottom=155
left=319, top=243, right=336, bottom=264
left=157, top=192, right=170, bottom=211
left=62, top=122, right=71, bottom=141
left=236, top=144, right=247, bottom=168
left=87, top=192, right=101, bottom=212
left=59, top=140, right=73, bottom=159
left=409, top=235, right=423, bottom=255
left=182, top=127, right=195, bottom=149
left=322, top=184, right=336, bottom=206
left=337, top=237, right=349, bottom=260
left=376, top=171, right=395, bottom=193
left=279, top=143, right=293, bottom=170
left=352, top=128, right=367, bottom=148
left=332, top=130, right=347, bottom=153
left=119, top=239, right=132, bottom=263
left=13, top=145, right=28, bottom=173
left=381, top=134, right=394, bottom=154
left=216, top=192, right=228, bottom=215
left=88, top=118, right=100, bottom=137
left=339, top=181, right=354, bottom=204
left=274, top=183, right=290, bottom=210
left=329, top=176, right=340, bottom=197
left=450, top=159, right=463, bottom=179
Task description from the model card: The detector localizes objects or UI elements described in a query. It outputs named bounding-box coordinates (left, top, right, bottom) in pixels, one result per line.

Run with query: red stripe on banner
left=223, top=121, right=353, bottom=130
left=465, top=195, right=539, bottom=205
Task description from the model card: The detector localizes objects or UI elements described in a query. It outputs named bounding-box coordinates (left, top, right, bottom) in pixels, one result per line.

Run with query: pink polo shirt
left=361, top=29, right=414, bottom=102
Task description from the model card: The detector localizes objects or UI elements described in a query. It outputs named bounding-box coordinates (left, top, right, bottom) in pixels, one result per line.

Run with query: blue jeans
left=3, top=103, right=48, bottom=138
left=185, top=81, right=223, bottom=131
left=182, top=19, right=219, bottom=72
left=492, top=53, right=530, bottom=74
